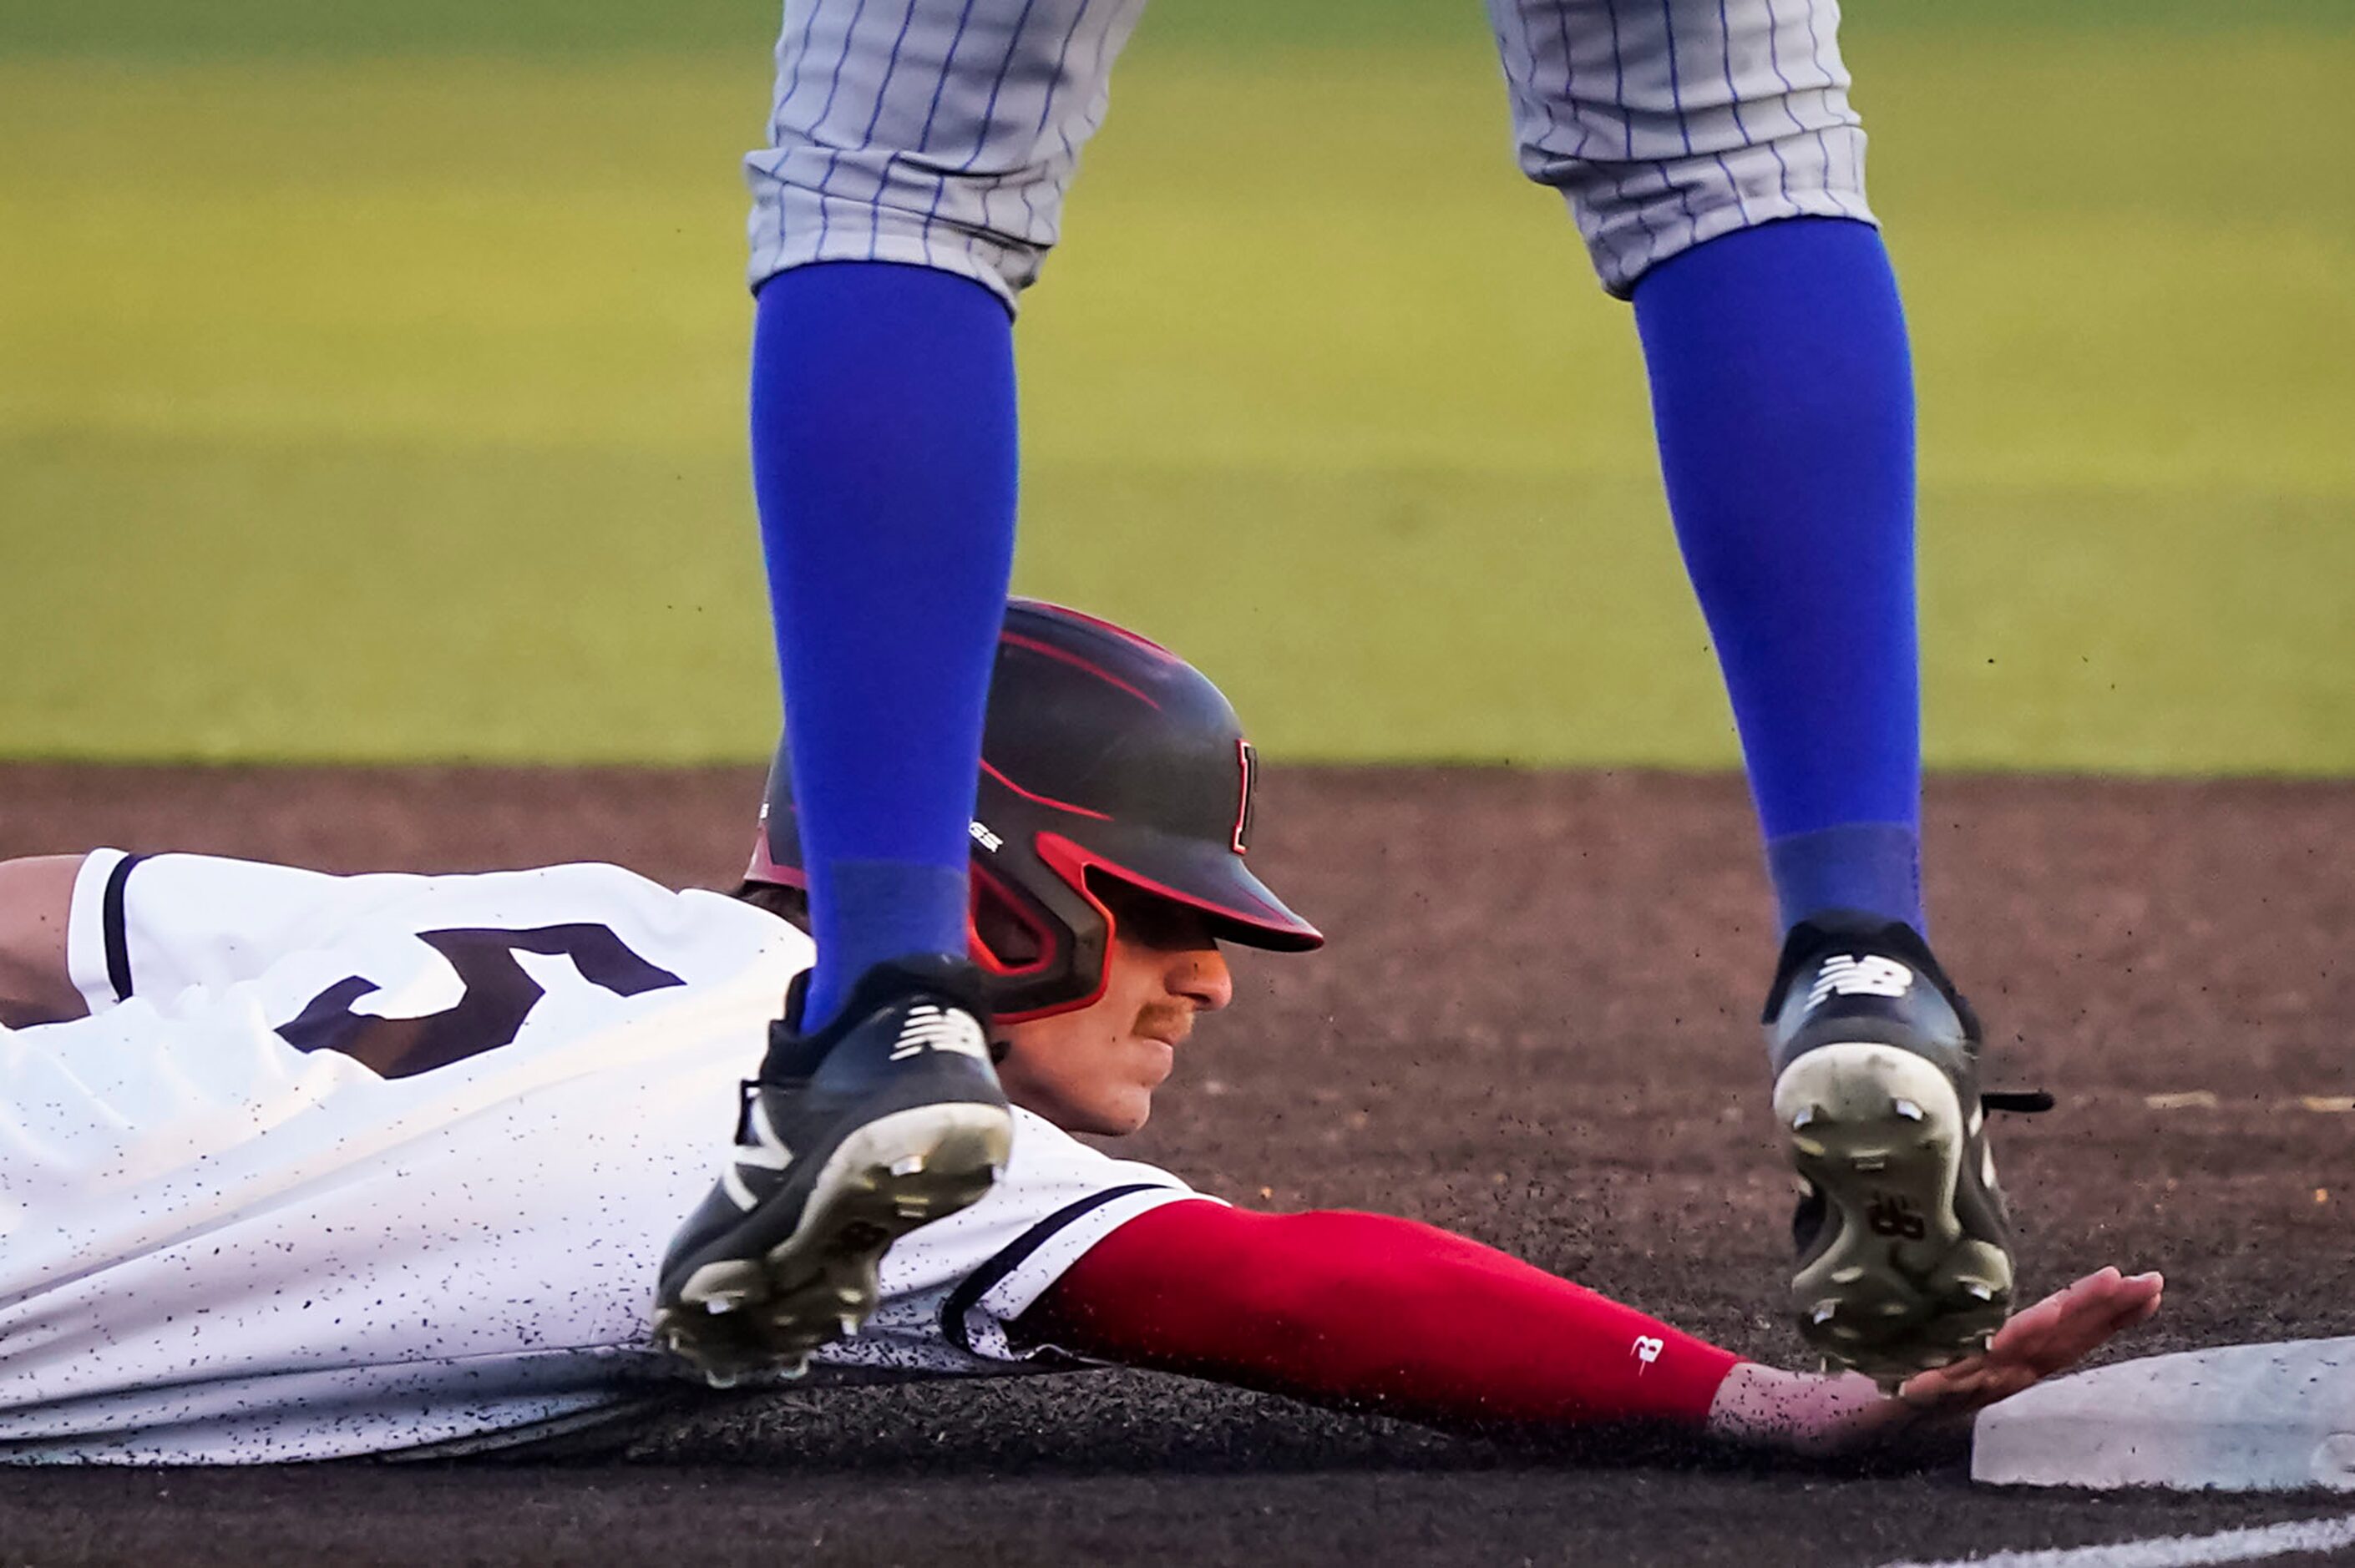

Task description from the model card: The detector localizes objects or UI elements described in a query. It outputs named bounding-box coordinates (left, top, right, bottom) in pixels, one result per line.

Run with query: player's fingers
left=1900, top=1269, right=2164, bottom=1415
left=2084, top=1271, right=2162, bottom=1335
left=2057, top=1265, right=2127, bottom=1317
left=1984, top=1272, right=2099, bottom=1358
left=2110, top=1272, right=2165, bottom=1330
left=2037, top=1266, right=2143, bottom=1328
left=1985, top=1267, right=2150, bottom=1379
left=2018, top=1266, right=2120, bottom=1323
left=2035, top=1269, right=2161, bottom=1368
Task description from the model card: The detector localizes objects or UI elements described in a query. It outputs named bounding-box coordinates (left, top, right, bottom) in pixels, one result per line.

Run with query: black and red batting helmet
left=747, top=599, right=1323, bottom=1021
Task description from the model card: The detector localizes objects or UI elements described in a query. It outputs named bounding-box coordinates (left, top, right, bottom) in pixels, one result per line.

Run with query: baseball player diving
left=670, top=0, right=2042, bottom=1387
left=0, top=604, right=2159, bottom=1464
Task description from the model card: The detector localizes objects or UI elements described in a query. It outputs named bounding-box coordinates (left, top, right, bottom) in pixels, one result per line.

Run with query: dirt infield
left=0, top=763, right=2348, bottom=1566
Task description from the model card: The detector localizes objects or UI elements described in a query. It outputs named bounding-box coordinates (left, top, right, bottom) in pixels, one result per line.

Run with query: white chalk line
left=1877, top=1510, right=2355, bottom=1568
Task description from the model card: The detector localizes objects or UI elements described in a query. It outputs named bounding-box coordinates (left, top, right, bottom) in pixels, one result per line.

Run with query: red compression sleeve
left=1020, top=1201, right=1740, bottom=1433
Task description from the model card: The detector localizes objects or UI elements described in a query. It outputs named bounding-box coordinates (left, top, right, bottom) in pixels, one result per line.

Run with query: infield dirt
left=0, top=763, right=2347, bottom=1566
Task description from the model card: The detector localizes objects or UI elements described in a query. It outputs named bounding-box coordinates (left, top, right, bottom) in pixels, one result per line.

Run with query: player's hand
left=1892, top=1265, right=2164, bottom=1420
left=1719, top=1266, right=2165, bottom=1459
left=1695, top=1267, right=2163, bottom=1459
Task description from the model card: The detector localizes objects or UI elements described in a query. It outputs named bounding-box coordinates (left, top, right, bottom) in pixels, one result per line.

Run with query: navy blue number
left=276, top=923, right=685, bottom=1079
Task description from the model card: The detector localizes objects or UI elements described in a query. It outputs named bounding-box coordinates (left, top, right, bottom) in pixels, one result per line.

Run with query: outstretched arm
left=0, top=855, right=86, bottom=1027
left=1021, top=1201, right=1740, bottom=1433
left=1019, top=1201, right=2161, bottom=1458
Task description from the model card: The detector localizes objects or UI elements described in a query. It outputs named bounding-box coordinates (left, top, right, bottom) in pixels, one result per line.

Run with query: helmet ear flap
left=970, top=866, right=1050, bottom=969
left=968, top=856, right=1112, bottom=1022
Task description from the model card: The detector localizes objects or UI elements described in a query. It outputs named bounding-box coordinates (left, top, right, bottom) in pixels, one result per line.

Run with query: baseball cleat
left=1763, top=912, right=2046, bottom=1387
left=655, top=956, right=1013, bottom=1384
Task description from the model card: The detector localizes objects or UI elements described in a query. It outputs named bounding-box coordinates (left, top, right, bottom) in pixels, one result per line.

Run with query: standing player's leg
left=753, top=266, right=1016, bottom=1039
left=1486, top=0, right=2020, bottom=1382
left=1636, top=219, right=1920, bottom=939
left=657, top=0, right=1148, bottom=1380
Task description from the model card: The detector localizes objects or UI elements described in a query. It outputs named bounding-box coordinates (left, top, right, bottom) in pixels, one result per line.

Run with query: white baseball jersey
left=0, top=851, right=1207, bottom=1464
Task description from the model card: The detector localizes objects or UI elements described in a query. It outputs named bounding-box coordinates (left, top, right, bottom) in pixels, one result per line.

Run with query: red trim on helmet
left=1231, top=739, right=1256, bottom=856
left=987, top=982, right=1109, bottom=1026
left=974, top=857, right=1114, bottom=1024
left=744, top=819, right=807, bottom=889
left=1013, top=599, right=1182, bottom=664
left=1034, top=831, right=1321, bottom=948
left=967, top=862, right=1056, bottom=976
left=980, top=758, right=1114, bottom=822
left=1000, top=631, right=1163, bottom=711
left=969, top=862, right=1070, bottom=974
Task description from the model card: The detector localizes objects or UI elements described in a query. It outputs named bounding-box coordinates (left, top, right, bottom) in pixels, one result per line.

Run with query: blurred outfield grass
left=2, top=1, right=2348, bottom=768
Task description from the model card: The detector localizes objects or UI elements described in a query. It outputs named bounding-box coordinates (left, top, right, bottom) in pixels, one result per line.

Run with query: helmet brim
left=747, top=817, right=1322, bottom=953
left=1035, top=829, right=1324, bottom=953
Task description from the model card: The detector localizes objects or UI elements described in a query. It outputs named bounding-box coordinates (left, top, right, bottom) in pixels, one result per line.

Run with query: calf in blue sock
left=747, top=263, right=1016, bottom=1034
left=1633, top=216, right=1924, bottom=941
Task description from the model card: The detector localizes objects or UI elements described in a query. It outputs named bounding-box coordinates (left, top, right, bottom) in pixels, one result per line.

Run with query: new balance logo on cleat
left=1632, top=1335, right=1664, bottom=1369
left=1807, top=953, right=1915, bottom=1008
left=889, top=1004, right=989, bottom=1063
left=722, top=1096, right=793, bottom=1211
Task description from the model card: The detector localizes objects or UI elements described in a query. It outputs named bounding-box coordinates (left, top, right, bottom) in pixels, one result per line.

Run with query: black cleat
left=655, top=957, right=1013, bottom=1384
left=1764, top=913, right=2039, bottom=1387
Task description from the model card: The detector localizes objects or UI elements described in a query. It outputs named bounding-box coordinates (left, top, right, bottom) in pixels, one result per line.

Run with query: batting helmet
left=747, top=599, right=1323, bottom=1021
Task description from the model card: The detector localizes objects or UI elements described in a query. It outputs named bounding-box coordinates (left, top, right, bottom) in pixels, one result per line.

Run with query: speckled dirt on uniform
left=0, top=763, right=2348, bottom=1566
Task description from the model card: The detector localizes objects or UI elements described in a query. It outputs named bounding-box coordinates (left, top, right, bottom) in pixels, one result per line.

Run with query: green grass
left=4, top=0, right=2344, bottom=57
left=2, top=13, right=2348, bottom=768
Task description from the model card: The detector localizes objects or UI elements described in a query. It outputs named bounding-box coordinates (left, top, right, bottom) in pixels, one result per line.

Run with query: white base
left=1973, top=1337, right=2355, bottom=1492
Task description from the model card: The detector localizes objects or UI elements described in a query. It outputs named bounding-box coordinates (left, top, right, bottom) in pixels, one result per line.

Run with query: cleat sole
left=1775, top=1042, right=2015, bottom=1384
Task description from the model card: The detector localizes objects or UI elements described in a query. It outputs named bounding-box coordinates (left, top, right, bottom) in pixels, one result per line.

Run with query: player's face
left=995, top=881, right=1233, bottom=1136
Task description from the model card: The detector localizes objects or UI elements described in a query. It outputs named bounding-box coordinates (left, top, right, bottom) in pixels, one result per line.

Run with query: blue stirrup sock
left=750, top=262, right=1018, bottom=1029
left=1632, top=217, right=1925, bottom=936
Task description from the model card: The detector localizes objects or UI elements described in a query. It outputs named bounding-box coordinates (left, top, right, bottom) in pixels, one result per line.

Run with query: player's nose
left=1171, top=946, right=1233, bottom=1014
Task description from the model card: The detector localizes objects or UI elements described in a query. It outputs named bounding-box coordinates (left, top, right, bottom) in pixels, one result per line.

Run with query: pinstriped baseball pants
left=743, top=0, right=1872, bottom=306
